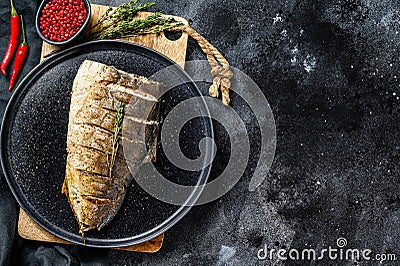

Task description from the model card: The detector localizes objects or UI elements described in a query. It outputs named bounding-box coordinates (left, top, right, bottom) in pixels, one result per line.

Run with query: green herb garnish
left=106, top=102, right=125, bottom=177
left=83, top=0, right=183, bottom=41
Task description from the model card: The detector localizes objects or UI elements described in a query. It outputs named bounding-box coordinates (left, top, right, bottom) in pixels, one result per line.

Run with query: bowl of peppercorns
left=36, top=0, right=91, bottom=46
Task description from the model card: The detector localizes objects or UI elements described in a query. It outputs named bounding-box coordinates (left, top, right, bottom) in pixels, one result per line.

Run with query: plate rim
left=0, top=40, right=214, bottom=248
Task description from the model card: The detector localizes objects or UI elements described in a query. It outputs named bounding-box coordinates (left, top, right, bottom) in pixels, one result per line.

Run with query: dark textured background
left=1, top=0, right=400, bottom=265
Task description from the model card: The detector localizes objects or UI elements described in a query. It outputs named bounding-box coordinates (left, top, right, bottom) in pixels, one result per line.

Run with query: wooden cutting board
left=18, top=3, right=189, bottom=253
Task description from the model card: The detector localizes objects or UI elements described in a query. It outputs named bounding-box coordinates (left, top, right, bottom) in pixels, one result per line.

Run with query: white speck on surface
left=300, top=29, right=304, bottom=36
left=393, top=92, right=396, bottom=96
left=281, top=29, right=288, bottom=37
left=316, top=181, right=321, bottom=185
left=273, top=14, right=283, bottom=25
left=216, top=245, right=236, bottom=266
left=290, top=45, right=299, bottom=65
left=291, top=45, right=299, bottom=55
left=303, top=54, right=317, bottom=73
left=379, top=11, right=393, bottom=28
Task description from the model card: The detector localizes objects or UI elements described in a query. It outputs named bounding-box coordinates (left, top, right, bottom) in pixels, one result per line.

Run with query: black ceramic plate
left=0, top=40, right=213, bottom=247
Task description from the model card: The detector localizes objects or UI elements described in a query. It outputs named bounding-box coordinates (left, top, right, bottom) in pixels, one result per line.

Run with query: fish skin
left=62, top=60, right=161, bottom=236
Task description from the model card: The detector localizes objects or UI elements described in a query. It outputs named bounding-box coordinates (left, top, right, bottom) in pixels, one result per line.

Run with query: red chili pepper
left=1, top=0, right=21, bottom=76
left=9, top=16, right=28, bottom=91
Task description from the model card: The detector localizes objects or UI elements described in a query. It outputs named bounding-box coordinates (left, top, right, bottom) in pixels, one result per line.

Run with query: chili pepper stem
left=21, top=15, right=27, bottom=45
left=10, top=0, right=17, bottom=16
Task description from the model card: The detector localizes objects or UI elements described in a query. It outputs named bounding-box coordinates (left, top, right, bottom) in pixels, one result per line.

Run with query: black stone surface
left=0, top=0, right=399, bottom=265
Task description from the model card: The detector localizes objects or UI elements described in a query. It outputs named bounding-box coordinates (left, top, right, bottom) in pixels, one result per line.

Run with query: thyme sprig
left=83, top=0, right=183, bottom=41
left=93, top=0, right=154, bottom=30
left=95, top=13, right=181, bottom=40
left=106, top=102, right=125, bottom=177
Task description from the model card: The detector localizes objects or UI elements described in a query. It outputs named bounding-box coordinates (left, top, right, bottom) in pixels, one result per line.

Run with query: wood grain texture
left=19, top=3, right=189, bottom=253
left=18, top=210, right=164, bottom=252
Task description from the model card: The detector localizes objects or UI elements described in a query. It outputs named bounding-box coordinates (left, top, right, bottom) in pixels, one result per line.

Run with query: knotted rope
left=173, top=24, right=233, bottom=105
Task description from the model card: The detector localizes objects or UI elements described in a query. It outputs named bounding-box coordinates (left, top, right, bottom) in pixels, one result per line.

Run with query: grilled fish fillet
left=62, top=60, right=161, bottom=235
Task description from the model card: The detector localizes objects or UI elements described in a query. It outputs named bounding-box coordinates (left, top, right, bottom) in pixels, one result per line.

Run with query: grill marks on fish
left=62, top=60, right=162, bottom=236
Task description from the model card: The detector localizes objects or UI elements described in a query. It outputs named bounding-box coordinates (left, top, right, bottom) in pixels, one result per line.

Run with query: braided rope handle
left=173, top=25, right=233, bottom=105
